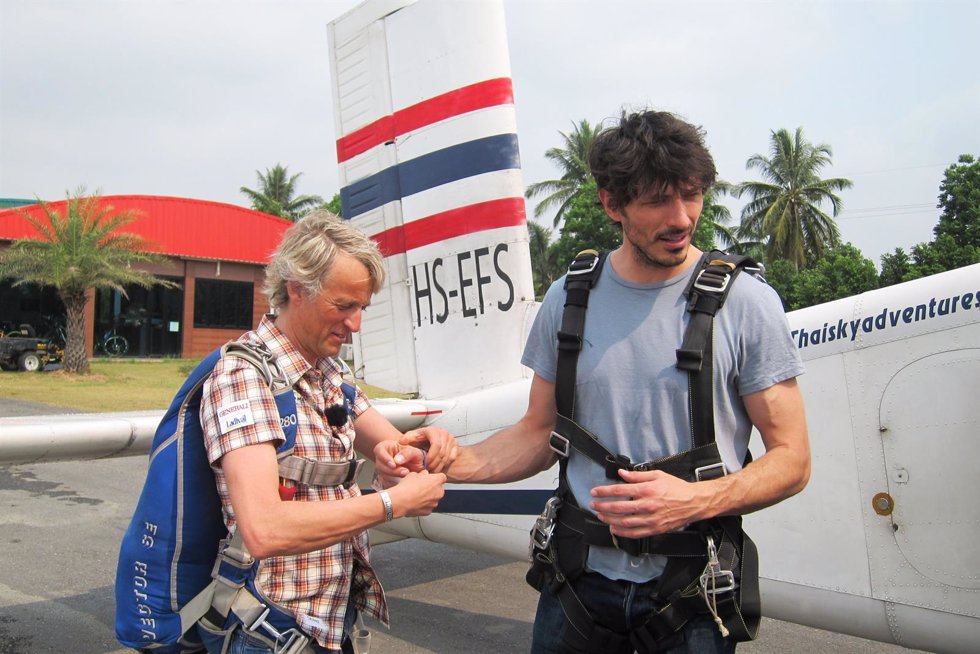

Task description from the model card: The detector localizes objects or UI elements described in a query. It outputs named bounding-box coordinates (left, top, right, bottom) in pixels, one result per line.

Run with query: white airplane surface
left=0, top=1, right=976, bottom=652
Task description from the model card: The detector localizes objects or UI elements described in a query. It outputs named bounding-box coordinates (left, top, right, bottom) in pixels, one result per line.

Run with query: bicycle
left=99, top=328, right=129, bottom=357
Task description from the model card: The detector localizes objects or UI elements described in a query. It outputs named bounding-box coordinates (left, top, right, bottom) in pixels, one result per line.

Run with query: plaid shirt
left=201, top=315, right=387, bottom=651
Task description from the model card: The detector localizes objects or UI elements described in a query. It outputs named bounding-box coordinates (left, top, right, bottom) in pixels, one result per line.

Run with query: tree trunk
left=61, top=291, right=90, bottom=374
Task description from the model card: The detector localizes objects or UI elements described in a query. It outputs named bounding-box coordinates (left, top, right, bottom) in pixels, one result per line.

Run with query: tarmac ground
left=0, top=397, right=930, bottom=653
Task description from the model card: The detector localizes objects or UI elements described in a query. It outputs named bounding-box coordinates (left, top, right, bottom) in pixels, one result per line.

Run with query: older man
left=199, top=211, right=456, bottom=653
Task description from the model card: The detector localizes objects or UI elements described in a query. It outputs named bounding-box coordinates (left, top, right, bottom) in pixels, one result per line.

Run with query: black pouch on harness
left=525, top=555, right=550, bottom=592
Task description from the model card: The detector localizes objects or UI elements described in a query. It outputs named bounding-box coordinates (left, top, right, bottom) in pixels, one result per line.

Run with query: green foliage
left=762, top=258, right=800, bottom=311
left=322, top=192, right=343, bottom=218
left=527, top=220, right=560, bottom=300
left=240, top=164, right=323, bottom=221
left=733, top=127, right=851, bottom=270
left=878, top=155, right=980, bottom=284
left=905, top=235, right=980, bottom=282
left=0, top=189, right=176, bottom=373
left=691, top=212, right=715, bottom=252
left=878, top=248, right=911, bottom=287
left=525, top=119, right=602, bottom=227
left=548, top=180, right=621, bottom=272
left=764, top=244, right=878, bottom=310
left=793, top=243, right=878, bottom=309
left=934, top=154, right=980, bottom=247
left=693, top=184, right=741, bottom=252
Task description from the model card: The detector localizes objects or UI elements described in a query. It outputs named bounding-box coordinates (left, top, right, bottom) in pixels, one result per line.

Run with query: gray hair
left=263, top=210, right=386, bottom=310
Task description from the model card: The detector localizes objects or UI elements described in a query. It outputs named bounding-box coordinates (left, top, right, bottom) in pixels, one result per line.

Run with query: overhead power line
left=838, top=202, right=937, bottom=221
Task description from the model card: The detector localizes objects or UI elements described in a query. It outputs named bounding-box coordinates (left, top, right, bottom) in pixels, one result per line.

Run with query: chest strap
left=278, top=456, right=363, bottom=489
left=550, top=414, right=730, bottom=483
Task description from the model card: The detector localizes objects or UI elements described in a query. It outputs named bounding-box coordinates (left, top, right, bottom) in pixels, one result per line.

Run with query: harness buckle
left=692, top=260, right=737, bottom=297
left=529, top=496, right=562, bottom=558
left=699, top=536, right=735, bottom=595
left=549, top=432, right=570, bottom=458
left=567, top=252, right=600, bottom=277
left=605, top=454, right=631, bottom=480
left=245, top=605, right=310, bottom=654
left=694, top=462, right=728, bottom=481
left=692, top=269, right=733, bottom=295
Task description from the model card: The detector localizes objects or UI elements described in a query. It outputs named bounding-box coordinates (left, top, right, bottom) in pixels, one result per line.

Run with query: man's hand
left=590, top=469, right=709, bottom=538
left=373, top=440, right=427, bottom=487
left=387, top=470, right=447, bottom=518
left=398, top=427, right=459, bottom=472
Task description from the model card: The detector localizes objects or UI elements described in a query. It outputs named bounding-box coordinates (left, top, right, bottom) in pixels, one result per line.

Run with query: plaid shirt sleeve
left=201, top=356, right=285, bottom=466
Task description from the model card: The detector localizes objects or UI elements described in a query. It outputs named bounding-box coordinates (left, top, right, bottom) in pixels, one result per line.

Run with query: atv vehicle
left=0, top=335, right=57, bottom=371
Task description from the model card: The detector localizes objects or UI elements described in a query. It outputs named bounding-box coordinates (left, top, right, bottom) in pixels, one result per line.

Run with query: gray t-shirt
left=522, top=254, right=804, bottom=582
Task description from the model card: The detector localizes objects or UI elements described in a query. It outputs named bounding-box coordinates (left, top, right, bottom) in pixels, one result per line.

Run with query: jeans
left=221, top=629, right=345, bottom=654
left=530, top=571, right=736, bottom=654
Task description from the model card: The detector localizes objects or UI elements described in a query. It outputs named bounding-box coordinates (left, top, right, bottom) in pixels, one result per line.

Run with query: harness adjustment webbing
left=550, top=415, right=730, bottom=484
left=278, top=456, right=363, bottom=489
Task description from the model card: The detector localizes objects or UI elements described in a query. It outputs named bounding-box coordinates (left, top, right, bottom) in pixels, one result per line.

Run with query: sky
left=1, top=0, right=977, bottom=266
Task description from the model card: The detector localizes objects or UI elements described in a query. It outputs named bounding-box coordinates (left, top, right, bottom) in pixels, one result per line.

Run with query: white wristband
left=379, top=489, right=394, bottom=522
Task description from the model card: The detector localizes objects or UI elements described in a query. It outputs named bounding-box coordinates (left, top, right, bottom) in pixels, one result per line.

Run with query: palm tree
left=525, top=119, right=602, bottom=227
left=240, top=164, right=323, bottom=221
left=527, top=220, right=559, bottom=299
left=0, top=190, right=175, bottom=374
left=698, top=182, right=764, bottom=258
left=732, top=127, right=852, bottom=269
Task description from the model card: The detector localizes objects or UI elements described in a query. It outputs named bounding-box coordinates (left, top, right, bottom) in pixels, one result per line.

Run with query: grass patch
left=0, top=358, right=406, bottom=413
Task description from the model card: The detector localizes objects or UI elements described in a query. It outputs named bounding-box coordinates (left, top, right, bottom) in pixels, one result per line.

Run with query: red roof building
left=0, top=195, right=293, bottom=359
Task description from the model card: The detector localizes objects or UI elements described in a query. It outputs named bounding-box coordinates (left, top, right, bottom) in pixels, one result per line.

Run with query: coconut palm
left=525, top=119, right=602, bottom=227
left=698, top=182, right=764, bottom=258
left=527, top=220, right=559, bottom=299
left=240, top=164, right=323, bottom=221
left=732, top=127, right=852, bottom=269
left=0, top=190, right=176, bottom=374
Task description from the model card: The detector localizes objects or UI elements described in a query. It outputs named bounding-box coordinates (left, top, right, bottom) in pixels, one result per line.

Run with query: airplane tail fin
left=328, top=0, right=536, bottom=399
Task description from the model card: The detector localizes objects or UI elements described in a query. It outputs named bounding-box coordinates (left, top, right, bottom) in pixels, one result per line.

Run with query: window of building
left=194, top=279, right=253, bottom=329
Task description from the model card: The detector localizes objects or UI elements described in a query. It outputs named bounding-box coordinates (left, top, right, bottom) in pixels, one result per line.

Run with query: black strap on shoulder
left=676, top=251, right=758, bottom=448
left=555, top=249, right=606, bottom=419
left=553, top=249, right=606, bottom=503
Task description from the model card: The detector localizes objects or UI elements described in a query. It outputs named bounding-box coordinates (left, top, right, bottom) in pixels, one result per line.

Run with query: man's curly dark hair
left=589, top=110, right=717, bottom=211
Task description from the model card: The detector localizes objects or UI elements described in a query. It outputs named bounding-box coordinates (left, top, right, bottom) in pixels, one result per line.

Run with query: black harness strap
left=552, top=414, right=731, bottom=485
left=677, top=254, right=757, bottom=448
left=555, top=250, right=606, bottom=420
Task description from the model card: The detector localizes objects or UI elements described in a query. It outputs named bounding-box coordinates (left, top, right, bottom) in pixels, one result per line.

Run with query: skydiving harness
left=526, top=250, right=764, bottom=653
left=115, top=338, right=362, bottom=654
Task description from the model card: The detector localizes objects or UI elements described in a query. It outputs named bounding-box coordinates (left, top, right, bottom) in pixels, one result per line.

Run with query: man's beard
left=628, top=230, right=691, bottom=269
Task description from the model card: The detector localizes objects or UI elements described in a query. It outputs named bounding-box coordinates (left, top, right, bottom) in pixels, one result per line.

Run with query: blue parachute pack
left=115, top=339, right=359, bottom=653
